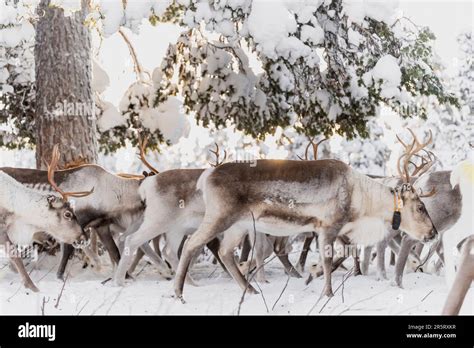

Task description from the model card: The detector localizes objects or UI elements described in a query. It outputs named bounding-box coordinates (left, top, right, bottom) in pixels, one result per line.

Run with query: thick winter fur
left=0, top=172, right=85, bottom=291
left=174, top=159, right=437, bottom=300
left=442, top=236, right=474, bottom=315
left=113, top=169, right=206, bottom=286
left=392, top=171, right=462, bottom=287
left=443, top=158, right=473, bottom=287
left=0, top=165, right=160, bottom=279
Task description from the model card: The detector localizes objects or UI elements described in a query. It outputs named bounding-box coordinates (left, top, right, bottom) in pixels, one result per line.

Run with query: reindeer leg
left=442, top=237, right=474, bottom=315
left=95, top=225, right=121, bottom=266
left=219, top=227, right=258, bottom=292
left=57, top=243, right=74, bottom=280
left=394, top=235, right=418, bottom=288
left=113, top=220, right=171, bottom=286
left=389, top=251, right=396, bottom=266
left=152, top=235, right=162, bottom=258
left=274, top=236, right=301, bottom=278
left=206, top=237, right=230, bottom=275
left=127, top=247, right=145, bottom=275
left=239, top=234, right=251, bottom=263
left=353, top=246, right=362, bottom=276
left=175, top=215, right=246, bottom=301
left=297, top=233, right=315, bottom=273
left=0, top=233, right=39, bottom=292
left=164, top=231, right=197, bottom=286
left=318, top=232, right=336, bottom=297
left=361, top=245, right=372, bottom=275
left=247, top=231, right=269, bottom=283
left=139, top=243, right=173, bottom=280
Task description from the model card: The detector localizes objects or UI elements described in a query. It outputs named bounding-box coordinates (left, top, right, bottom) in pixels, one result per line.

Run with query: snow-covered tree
left=0, top=0, right=35, bottom=149
left=0, top=0, right=460, bottom=155
left=152, top=0, right=458, bottom=142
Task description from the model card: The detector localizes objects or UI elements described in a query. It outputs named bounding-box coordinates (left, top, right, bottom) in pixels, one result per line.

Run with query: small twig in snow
left=105, top=288, right=124, bottom=315
left=54, top=271, right=69, bottom=309
left=421, top=290, right=434, bottom=302
left=272, top=272, right=291, bottom=311
left=41, top=296, right=50, bottom=315
left=318, top=268, right=353, bottom=314
left=253, top=280, right=269, bottom=313
left=76, top=299, right=90, bottom=315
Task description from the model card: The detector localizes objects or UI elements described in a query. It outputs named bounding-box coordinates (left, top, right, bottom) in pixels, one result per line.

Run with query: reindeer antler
left=209, top=142, right=227, bottom=167
left=396, top=129, right=434, bottom=183
left=137, top=133, right=159, bottom=175
left=47, top=145, right=94, bottom=201
left=297, top=137, right=328, bottom=161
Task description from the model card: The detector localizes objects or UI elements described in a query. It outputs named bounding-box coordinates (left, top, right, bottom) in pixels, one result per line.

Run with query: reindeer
left=0, top=146, right=173, bottom=280
left=0, top=145, right=90, bottom=291
left=442, top=235, right=474, bottom=315
left=237, top=138, right=328, bottom=282
left=360, top=134, right=461, bottom=287
left=114, top=141, right=301, bottom=286
left=113, top=142, right=228, bottom=286
left=174, top=146, right=437, bottom=301
left=298, top=130, right=438, bottom=285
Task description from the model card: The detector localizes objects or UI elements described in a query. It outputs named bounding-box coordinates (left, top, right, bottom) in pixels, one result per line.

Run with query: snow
left=343, top=0, right=399, bottom=25
left=98, top=0, right=125, bottom=37
left=97, top=101, right=125, bottom=132
left=300, top=24, right=325, bottom=45
left=443, top=154, right=474, bottom=287
left=247, top=1, right=297, bottom=59
left=140, top=97, right=190, bottom=145
left=1, top=246, right=471, bottom=315
left=366, top=54, right=402, bottom=98
left=92, top=59, right=110, bottom=94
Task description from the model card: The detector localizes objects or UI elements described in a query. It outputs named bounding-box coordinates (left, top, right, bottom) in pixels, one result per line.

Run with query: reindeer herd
left=0, top=130, right=472, bottom=315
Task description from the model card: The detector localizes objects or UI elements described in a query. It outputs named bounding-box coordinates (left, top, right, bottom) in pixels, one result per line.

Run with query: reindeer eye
left=417, top=204, right=426, bottom=213
left=63, top=210, right=74, bottom=221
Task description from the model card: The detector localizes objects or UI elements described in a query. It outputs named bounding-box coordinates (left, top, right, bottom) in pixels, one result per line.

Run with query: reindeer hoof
left=247, top=285, right=259, bottom=295
left=305, top=274, right=314, bottom=285
left=175, top=294, right=186, bottom=304
left=394, top=277, right=404, bottom=289
left=26, top=283, right=40, bottom=293
left=323, top=288, right=334, bottom=298
left=287, top=267, right=302, bottom=278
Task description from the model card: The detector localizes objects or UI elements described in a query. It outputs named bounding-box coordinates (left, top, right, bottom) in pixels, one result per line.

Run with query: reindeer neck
left=0, top=173, right=50, bottom=219
left=354, top=173, right=395, bottom=223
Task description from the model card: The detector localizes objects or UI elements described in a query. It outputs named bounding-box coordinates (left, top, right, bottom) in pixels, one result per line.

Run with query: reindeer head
left=394, top=129, right=437, bottom=242
left=45, top=145, right=93, bottom=246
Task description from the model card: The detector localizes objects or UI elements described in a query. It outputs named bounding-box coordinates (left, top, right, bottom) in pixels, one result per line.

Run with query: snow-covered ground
left=1, top=247, right=472, bottom=315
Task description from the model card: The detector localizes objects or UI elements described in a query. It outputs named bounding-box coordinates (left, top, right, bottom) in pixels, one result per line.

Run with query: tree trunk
left=34, top=0, right=97, bottom=169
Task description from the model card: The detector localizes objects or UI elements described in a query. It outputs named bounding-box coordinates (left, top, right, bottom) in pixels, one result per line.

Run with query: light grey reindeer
left=442, top=235, right=474, bottom=315
left=0, top=146, right=89, bottom=291
left=174, top=156, right=437, bottom=302
left=389, top=171, right=461, bottom=287
left=1, top=143, right=173, bottom=281
left=114, top=143, right=301, bottom=286
left=303, top=129, right=446, bottom=287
